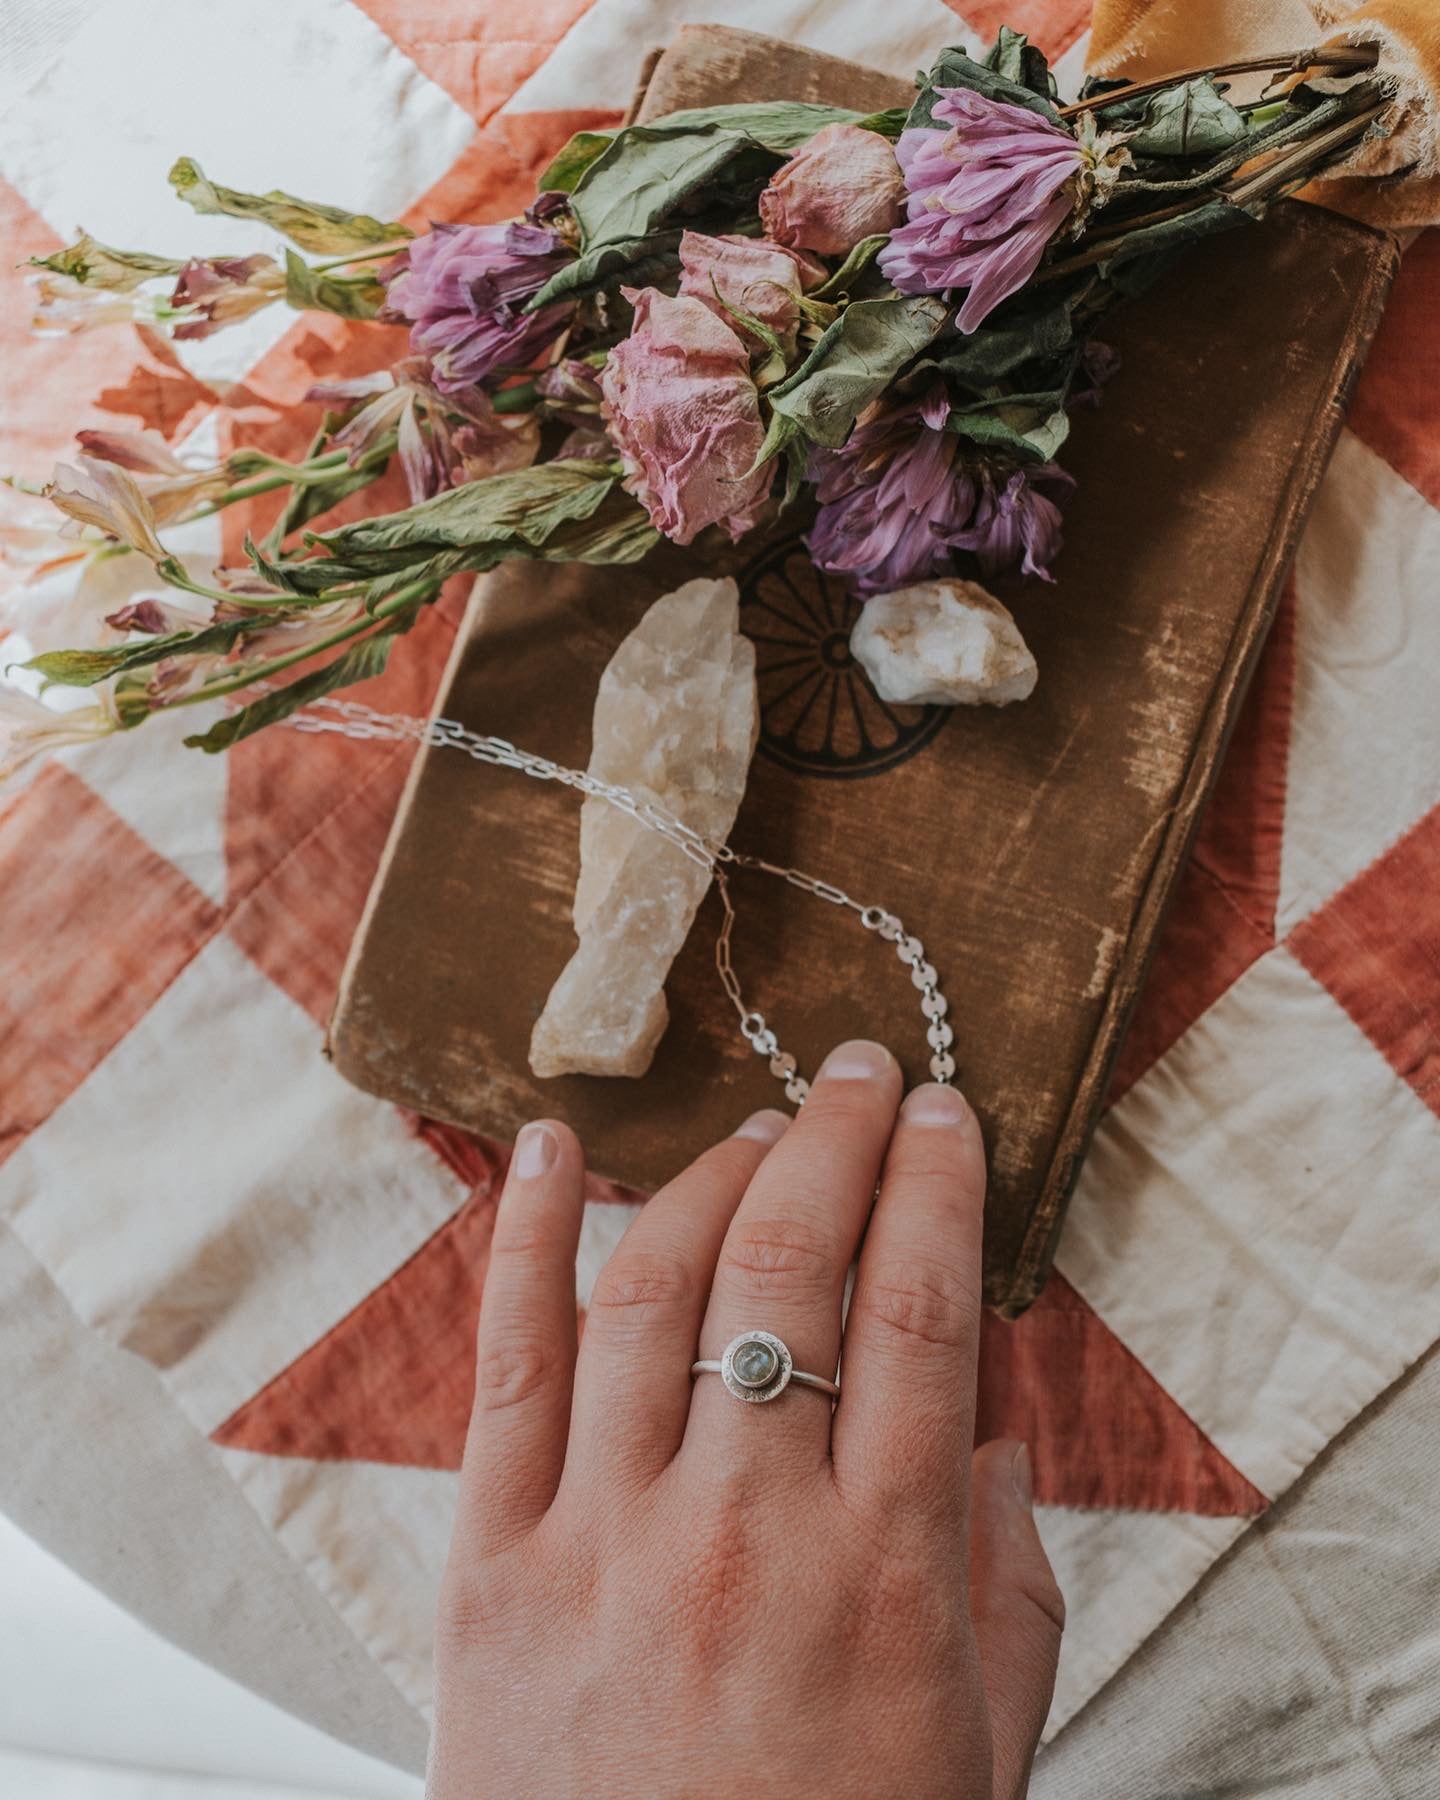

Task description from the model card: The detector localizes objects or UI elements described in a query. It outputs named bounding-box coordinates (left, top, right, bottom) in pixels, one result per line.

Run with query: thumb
left=968, top=1439, right=1065, bottom=1800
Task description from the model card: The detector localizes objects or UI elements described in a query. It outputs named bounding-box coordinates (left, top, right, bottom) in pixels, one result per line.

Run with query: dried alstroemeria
left=307, top=360, right=540, bottom=504
left=0, top=682, right=119, bottom=785
left=171, top=254, right=287, bottom=340
left=759, top=123, right=907, bottom=257
left=600, top=287, right=772, bottom=546
left=44, top=456, right=169, bottom=560
left=382, top=222, right=572, bottom=393
left=29, top=273, right=169, bottom=336
left=75, top=429, right=232, bottom=523
left=27, top=233, right=184, bottom=336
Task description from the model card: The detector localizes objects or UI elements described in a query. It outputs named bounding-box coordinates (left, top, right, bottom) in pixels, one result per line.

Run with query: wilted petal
left=304, top=370, right=396, bottom=406
left=106, top=595, right=210, bottom=635
left=45, top=457, right=168, bottom=560
left=171, top=254, right=285, bottom=340
left=676, top=231, right=824, bottom=357
left=877, top=87, right=1084, bottom=332
left=0, top=682, right=118, bottom=786
left=599, top=287, right=771, bottom=546
left=382, top=222, right=572, bottom=392
left=75, top=428, right=189, bottom=476
left=30, top=272, right=161, bottom=336
left=952, top=462, right=1074, bottom=580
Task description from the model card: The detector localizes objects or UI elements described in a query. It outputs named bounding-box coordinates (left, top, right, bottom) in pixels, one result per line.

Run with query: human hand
left=427, top=1041, right=1063, bottom=1799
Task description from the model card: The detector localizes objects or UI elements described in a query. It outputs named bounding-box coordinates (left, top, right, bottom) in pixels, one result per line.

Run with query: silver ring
left=691, top=1330, right=840, bottom=1405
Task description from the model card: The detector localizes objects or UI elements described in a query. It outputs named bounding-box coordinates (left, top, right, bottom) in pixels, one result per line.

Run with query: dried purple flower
left=382, top=222, right=572, bottom=393
left=806, top=386, right=1073, bottom=592
left=954, top=462, right=1074, bottom=581
left=806, top=388, right=978, bottom=594
left=878, top=88, right=1083, bottom=332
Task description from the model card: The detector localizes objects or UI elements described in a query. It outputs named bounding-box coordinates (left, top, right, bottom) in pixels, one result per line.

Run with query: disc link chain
left=287, top=697, right=956, bottom=1104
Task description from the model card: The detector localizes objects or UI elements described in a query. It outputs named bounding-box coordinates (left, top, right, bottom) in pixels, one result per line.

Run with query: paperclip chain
left=286, top=696, right=955, bottom=1104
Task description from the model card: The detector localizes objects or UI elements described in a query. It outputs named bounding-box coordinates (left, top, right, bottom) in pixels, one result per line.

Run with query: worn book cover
left=329, top=26, right=1398, bottom=1312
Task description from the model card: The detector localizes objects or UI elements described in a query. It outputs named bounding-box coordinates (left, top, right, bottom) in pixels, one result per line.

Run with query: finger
left=563, top=1110, right=790, bottom=1494
left=831, top=1082, right=985, bottom=1515
left=457, top=1120, right=585, bottom=1551
left=968, top=1440, right=1064, bottom=1800
left=687, top=1040, right=903, bottom=1467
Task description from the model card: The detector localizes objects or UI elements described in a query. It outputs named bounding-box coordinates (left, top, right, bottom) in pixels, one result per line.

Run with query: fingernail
left=818, top=1039, right=895, bottom=1082
left=733, top=1109, right=789, bottom=1145
left=1011, top=1442, right=1034, bottom=1510
left=513, top=1122, right=558, bottom=1180
left=901, top=1083, right=973, bottom=1127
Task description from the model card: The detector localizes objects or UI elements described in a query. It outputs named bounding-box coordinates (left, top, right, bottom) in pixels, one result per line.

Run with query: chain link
left=286, top=697, right=955, bottom=1103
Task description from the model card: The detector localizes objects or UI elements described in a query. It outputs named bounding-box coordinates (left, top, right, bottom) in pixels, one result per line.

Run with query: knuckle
left=588, top=1249, right=697, bottom=1324
left=719, top=1215, right=837, bottom=1303
left=471, top=1334, right=558, bottom=1414
left=854, top=1258, right=974, bottom=1353
left=1024, top=1564, right=1067, bottom=1637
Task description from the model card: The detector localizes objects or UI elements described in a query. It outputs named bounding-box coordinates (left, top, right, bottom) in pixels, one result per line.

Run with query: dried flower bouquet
left=2, top=29, right=1386, bottom=773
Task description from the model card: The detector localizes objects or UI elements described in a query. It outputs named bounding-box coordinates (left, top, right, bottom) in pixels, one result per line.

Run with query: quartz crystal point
left=529, top=576, right=758, bottom=1078
left=850, top=577, right=1038, bottom=707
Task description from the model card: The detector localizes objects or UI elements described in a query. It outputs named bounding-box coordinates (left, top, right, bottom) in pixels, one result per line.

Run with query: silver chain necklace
left=287, top=696, right=956, bottom=1106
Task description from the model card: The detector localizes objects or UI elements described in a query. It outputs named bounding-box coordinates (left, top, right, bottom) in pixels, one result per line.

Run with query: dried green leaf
left=29, top=232, right=183, bottom=292
left=982, top=26, right=1056, bottom=102
left=283, top=250, right=385, bottom=320
left=23, top=620, right=249, bottom=689
left=809, top=234, right=889, bottom=302
left=907, top=45, right=1060, bottom=130
left=919, top=293, right=1079, bottom=388
left=1128, top=79, right=1248, bottom=158
left=641, top=101, right=863, bottom=150
left=946, top=389, right=1071, bottom=462
left=763, top=294, right=947, bottom=451
left=527, top=230, right=682, bottom=310
left=183, top=626, right=402, bottom=753
left=538, top=130, right=617, bottom=193
left=168, top=157, right=411, bottom=254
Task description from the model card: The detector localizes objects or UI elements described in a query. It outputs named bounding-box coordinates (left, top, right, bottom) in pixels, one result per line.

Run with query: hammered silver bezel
left=719, top=1330, right=793, bottom=1403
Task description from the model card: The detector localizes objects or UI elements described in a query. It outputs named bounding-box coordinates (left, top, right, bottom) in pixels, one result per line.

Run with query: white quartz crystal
left=849, top=578, right=1038, bottom=707
left=529, top=576, right=758, bottom=1079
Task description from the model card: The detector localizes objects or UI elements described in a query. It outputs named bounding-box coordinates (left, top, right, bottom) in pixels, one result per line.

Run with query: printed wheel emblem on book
left=739, top=540, right=948, bottom=780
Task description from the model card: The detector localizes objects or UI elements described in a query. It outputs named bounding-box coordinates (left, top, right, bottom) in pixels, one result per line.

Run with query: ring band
left=691, top=1330, right=840, bottom=1405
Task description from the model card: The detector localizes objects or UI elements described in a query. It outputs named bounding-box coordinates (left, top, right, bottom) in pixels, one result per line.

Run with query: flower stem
left=311, top=238, right=413, bottom=273
left=1055, top=43, right=1379, bottom=122
left=168, top=576, right=437, bottom=710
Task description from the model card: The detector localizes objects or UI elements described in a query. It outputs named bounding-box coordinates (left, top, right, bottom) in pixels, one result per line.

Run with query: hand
left=428, top=1041, right=1064, bottom=1799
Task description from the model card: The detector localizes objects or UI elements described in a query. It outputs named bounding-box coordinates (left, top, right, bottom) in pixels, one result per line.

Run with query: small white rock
left=850, top=578, right=1038, bottom=708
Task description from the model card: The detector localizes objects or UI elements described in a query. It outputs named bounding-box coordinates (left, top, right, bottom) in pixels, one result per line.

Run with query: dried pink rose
left=599, top=287, right=771, bottom=546
left=676, top=230, right=824, bottom=357
left=759, top=123, right=906, bottom=257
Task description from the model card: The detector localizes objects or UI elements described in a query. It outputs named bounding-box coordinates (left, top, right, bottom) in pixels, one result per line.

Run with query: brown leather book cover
left=329, top=27, right=1398, bottom=1312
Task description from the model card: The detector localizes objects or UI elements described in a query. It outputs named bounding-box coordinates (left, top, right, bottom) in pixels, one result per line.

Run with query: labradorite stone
left=732, top=1339, right=779, bottom=1387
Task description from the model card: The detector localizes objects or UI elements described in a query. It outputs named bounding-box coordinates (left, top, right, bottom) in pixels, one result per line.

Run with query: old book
left=329, top=26, right=1398, bottom=1312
